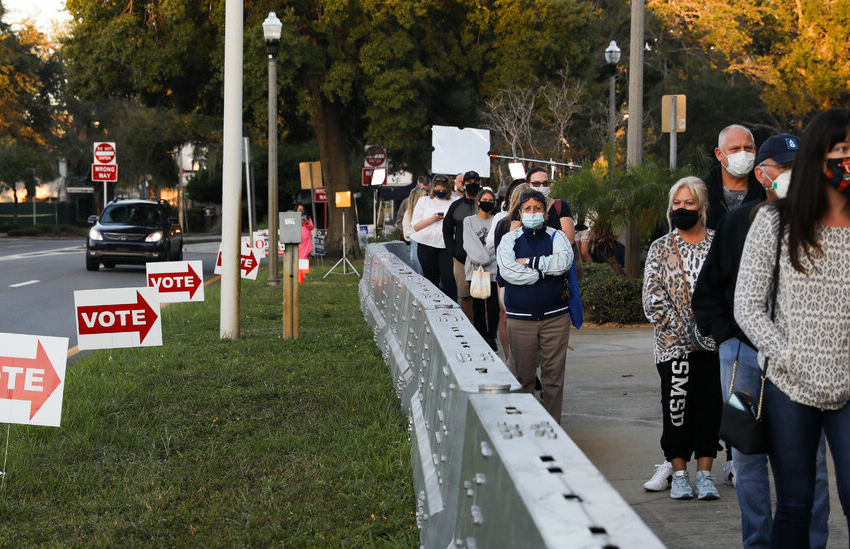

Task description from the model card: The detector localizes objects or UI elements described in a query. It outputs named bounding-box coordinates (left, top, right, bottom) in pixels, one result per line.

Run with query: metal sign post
left=670, top=96, right=677, bottom=170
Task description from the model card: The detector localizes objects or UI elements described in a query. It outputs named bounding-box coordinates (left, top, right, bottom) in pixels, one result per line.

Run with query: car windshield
left=101, top=204, right=163, bottom=226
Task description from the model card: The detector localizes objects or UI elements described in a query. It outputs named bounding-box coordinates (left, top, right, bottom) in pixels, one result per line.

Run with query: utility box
left=279, top=211, right=302, bottom=244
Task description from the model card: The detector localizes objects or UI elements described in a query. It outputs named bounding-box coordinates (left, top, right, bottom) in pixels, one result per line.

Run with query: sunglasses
left=530, top=180, right=552, bottom=187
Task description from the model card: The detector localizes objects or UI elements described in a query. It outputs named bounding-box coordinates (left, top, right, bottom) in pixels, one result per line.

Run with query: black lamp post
left=263, top=11, right=282, bottom=285
left=604, top=40, right=621, bottom=152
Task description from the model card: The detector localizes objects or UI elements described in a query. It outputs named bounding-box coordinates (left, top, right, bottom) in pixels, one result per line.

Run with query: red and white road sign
left=361, top=168, right=375, bottom=186
left=93, top=142, right=116, bottom=164
left=74, top=287, right=162, bottom=350
left=0, top=333, right=67, bottom=426
left=214, top=244, right=261, bottom=280
left=364, top=144, right=387, bottom=168
left=146, top=260, right=204, bottom=303
left=92, top=164, right=118, bottom=182
left=314, top=187, right=327, bottom=202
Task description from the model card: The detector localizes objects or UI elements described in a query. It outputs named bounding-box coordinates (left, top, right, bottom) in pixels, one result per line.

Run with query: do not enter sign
left=93, top=142, right=116, bottom=164
left=364, top=145, right=387, bottom=168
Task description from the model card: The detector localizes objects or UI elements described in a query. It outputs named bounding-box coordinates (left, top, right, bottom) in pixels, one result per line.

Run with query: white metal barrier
left=360, top=242, right=664, bottom=549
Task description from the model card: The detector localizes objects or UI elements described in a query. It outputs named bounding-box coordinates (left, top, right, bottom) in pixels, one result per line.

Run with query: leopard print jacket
left=643, top=229, right=715, bottom=363
left=735, top=206, right=850, bottom=410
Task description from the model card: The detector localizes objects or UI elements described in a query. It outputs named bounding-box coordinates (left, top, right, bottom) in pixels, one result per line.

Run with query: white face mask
left=530, top=185, right=551, bottom=199
left=771, top=170, right=792, bottom=198
left=722, top=150, right=755, bottom=178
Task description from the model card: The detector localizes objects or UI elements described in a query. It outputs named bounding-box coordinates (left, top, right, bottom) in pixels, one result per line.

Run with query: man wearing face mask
left=497, top=189, right=573, bottom=422
left=443, top=171, right=483, bottom=318
left=704, top=124, right=765, bottom=230
left=692, top=133, right=831, bottom=549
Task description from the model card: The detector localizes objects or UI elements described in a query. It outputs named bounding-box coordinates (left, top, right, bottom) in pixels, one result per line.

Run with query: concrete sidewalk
left=559, top=327, right=848, bottom=548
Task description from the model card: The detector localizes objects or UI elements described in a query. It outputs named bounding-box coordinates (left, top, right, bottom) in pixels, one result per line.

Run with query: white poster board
left=146, top=260, right=205, bottom=303
left=0, top=333, right=68, bottom=426
left=431, top=125, right=491, bottom=177
left=74, top=287, right=162, bottom=350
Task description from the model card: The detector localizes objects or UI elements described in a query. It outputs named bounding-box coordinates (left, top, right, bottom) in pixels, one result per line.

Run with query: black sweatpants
left=417, top=243, right=457, bottom=302
left=656, top=350, right=722, bottom=462
left=472, top=282, right=499, bottom=342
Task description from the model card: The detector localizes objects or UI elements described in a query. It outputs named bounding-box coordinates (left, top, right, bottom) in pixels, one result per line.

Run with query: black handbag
left=719, top=342, right=768, bottom=454
left=719, top=221, right=782, bottom=455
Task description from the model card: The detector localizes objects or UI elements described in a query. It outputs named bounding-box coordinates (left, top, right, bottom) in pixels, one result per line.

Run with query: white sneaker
left=723, top=460, right=736, bottom=487
left=644, top=460, right=673, bottom=491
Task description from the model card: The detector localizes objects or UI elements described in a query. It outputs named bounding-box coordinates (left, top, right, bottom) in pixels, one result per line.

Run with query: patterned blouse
left=735, top=206, right=850, bottom=410
left=643, top=229, right=715, bottom=362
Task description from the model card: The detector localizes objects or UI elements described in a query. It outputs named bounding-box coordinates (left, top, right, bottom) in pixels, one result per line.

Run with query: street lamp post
left=604, top=40, right=621, bottom=153
left=263, top=11, right=282, bottom=286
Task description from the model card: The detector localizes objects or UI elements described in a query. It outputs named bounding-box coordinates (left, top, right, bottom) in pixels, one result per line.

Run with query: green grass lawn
left=0, top=262, right=417, bottom=547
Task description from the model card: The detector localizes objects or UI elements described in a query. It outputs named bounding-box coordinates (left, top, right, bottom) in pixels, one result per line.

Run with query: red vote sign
left=0, top=333, right=68, bottom=427
left=214, top=244, right=260, bottom=280
left=146, top=260, right=204, bottom=302
left=74, top=287, right=162, bottom=350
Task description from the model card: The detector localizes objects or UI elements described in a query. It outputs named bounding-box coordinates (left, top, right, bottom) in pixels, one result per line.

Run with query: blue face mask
left=521, top=212, right=545, bottom=229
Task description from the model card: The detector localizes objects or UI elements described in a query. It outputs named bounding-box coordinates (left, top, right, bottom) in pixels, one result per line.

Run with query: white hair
left=718, top=124, right=754, bottom=150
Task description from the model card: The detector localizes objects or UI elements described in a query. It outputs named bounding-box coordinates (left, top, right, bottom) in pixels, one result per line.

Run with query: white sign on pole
left=74, top=287, right=162, bottom=350
left=93, top=142, right=117, bottom=164
left=431, top=125, right=491, bottom=177
left=214, top=244, right=261, bottom=280
left=146, top=260, right=205, bottom=303
left=0, top=333, right=68, bottom=427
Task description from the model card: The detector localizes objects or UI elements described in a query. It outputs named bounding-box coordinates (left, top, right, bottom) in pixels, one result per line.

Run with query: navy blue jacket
left=496, top=225, right=573, bottom=321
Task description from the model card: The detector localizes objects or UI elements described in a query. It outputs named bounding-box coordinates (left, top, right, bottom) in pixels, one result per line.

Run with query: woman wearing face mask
left=411, top=174, right=458, bottom=300
left=643, top=176, right=722, bottom=501
left=497, top=189, right=573, bottom=421
left=463, top=188, right=500, bottom=351
left=735, top=109, right=850, bottom=548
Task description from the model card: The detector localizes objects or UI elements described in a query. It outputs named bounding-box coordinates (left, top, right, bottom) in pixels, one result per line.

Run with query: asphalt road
left=0, top=237, right=220, bottom=349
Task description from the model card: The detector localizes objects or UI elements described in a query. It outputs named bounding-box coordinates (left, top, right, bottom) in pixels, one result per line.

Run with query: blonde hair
left=407, top=187, right=427, bottom=217
left=667, top=176, right=708, bottom=230
left=507, top=183, right=528, bottom=220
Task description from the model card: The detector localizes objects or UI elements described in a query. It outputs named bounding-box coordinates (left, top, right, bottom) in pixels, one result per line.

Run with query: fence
left=359, top=242, right=663, bottom=549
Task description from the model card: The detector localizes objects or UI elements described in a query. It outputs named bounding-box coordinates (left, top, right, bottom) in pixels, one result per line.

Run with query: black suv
left=86, top=199, right=183, bottom=271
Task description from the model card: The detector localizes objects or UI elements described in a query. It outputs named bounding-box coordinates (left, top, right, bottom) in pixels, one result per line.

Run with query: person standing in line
left=403, top=186, right=429, bottom=275
left=526, top=166, right=576, bottom=244
left=692, top=133, right=831, bottom=548
left=497, top=189, right=573, bottom=421
left=643, top=177, right=721, bottom=500
left=736, top=109, right=850, bottom=548
left=296, top=205, right=314, bottom=283
left=463, top=187, right=500, bottom=351
left=411, top=175, right=457, bottom=299
left=443, top=171, right=482, bottom=315
left=703, top=124, right=764, bottom=230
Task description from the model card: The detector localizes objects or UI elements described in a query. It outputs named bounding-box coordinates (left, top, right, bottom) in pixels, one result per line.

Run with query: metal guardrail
left=360, top=242, right=664, bottom=549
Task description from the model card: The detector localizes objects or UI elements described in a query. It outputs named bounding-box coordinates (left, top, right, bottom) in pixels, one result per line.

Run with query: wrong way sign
left=146, top=260, right=204, bottom=303
left=0, top=333, right=68, bottom=427
left=74, top=287, right=162, bottom=350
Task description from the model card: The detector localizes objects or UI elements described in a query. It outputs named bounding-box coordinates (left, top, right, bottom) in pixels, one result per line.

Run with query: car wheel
left=175, top=244, right=183, bottom=261
left=86, top=256, right=100, bottom=271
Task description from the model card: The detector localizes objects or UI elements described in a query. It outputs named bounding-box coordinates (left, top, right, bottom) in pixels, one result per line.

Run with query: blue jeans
left=409, top=240, right=422, bottom=275
left=719, top=339, right=829, bottom=549
left=763, top=377, right=850, bottom=549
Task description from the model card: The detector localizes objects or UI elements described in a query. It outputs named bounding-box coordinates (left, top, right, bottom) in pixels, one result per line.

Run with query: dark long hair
left=777, top=108, right=850, bottom=273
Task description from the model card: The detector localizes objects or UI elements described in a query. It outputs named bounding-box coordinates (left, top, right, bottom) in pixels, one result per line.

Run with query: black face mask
left=824, top=156, right=850, bottom=194
left=464, top=183, right=481, bottom=197
left=670, top=208, right=700, bottom=231
left=478, top=201, right=495, bottom=213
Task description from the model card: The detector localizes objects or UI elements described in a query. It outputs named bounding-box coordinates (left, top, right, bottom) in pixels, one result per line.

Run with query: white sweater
left=410, top=196, right=456, bottom=248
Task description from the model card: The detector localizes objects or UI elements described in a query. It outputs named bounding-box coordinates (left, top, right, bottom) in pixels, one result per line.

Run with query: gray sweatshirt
left=462, top=215, right=498, bottom=281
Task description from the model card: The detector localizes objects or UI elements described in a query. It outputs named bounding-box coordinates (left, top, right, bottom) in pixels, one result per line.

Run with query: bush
left=578, top=263, right=646, bottom=324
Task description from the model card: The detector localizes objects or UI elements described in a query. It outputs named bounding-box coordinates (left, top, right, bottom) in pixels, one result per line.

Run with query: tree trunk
left=308, top=80, right=359, bottom=258
left=12, top=183, right=19, bottom=225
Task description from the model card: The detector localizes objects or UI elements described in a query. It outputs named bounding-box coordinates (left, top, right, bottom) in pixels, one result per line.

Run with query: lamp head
left=604, top=40, right=621, bottom=66
left=263, top=12, right=282, bottom=41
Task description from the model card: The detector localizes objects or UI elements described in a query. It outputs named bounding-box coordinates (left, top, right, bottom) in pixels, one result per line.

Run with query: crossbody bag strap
left=670, top=234, right=691, bottom=309
left=755, top=212, right=784, bottom=420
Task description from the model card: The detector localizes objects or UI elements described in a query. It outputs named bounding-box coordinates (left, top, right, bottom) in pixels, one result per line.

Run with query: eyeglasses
left=530, top=180, right=552, bottom=187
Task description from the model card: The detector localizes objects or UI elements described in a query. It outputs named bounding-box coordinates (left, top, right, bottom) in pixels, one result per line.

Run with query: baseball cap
left=462, top=171, right=480, bottom=183
left=757, top=133, right=799, bottom=165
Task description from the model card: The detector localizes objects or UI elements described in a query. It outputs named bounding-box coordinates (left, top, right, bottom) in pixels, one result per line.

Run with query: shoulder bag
left=718, top=218, right=782, bottom=454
